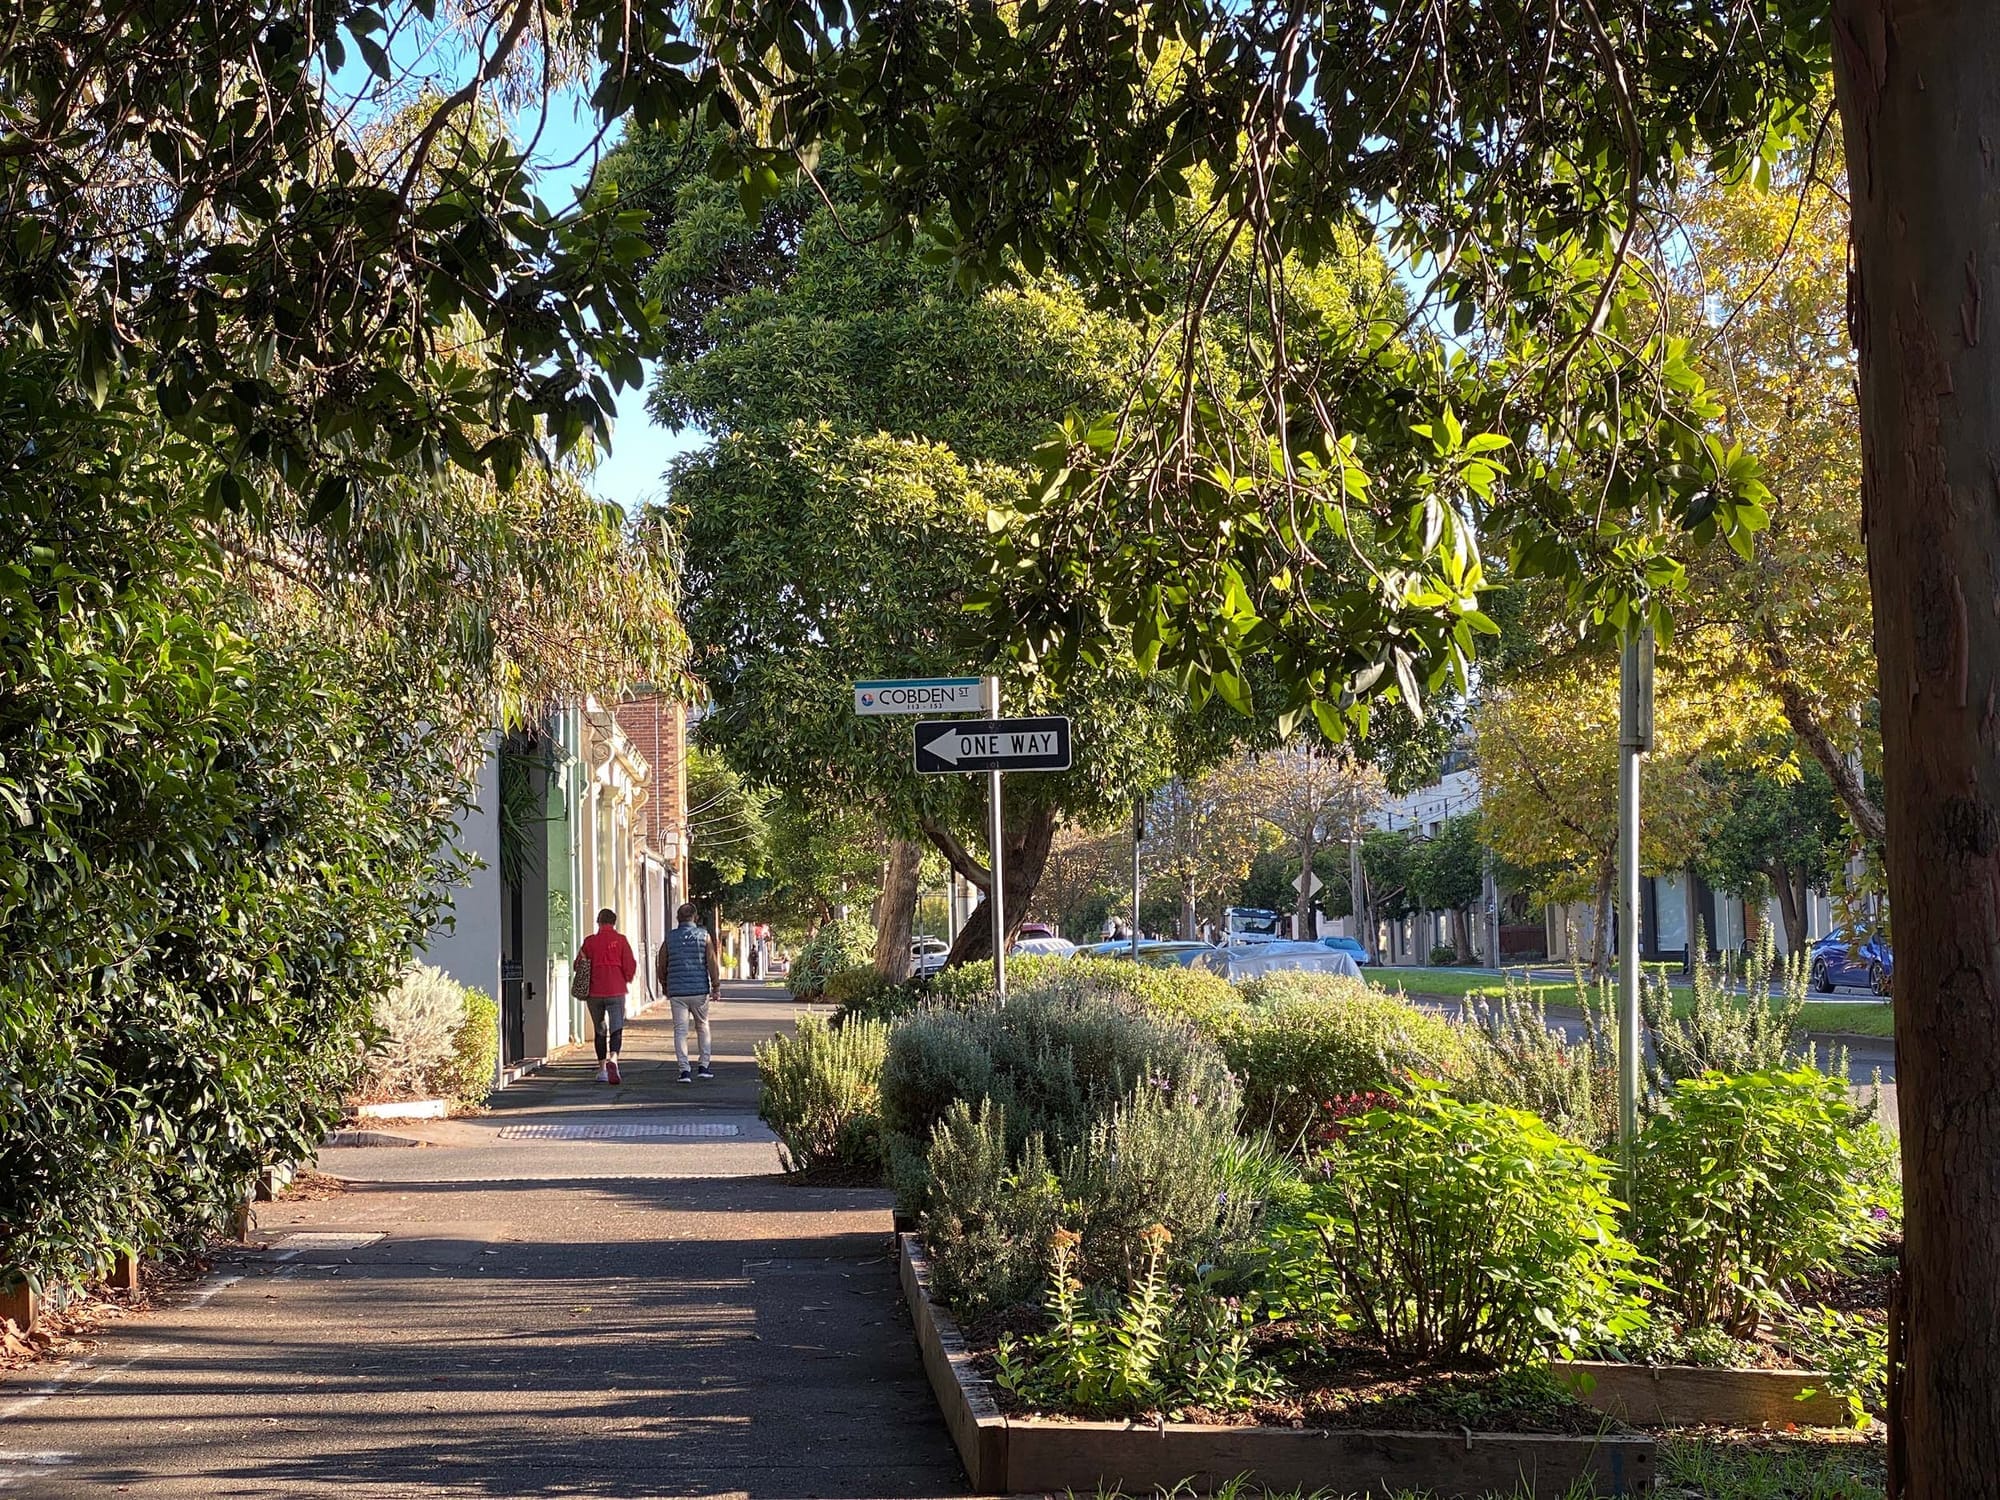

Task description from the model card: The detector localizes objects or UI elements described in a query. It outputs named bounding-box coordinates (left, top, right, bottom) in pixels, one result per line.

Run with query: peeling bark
left=872, top=838, right=923, bottom=980
left=1832, top=0, right=2000, bottom=1482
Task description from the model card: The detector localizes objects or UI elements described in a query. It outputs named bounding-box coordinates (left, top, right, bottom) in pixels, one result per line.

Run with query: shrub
left=1429, top=944, right=1459, bottom=966
left=922, top=954, right=1242, bottom=1032
left=1058, top=1078, right=1271, bottom=1286
left=444, top=988, right=499, bottom=1108
left=994, top=1225, right=1267, bottom=1417
left=363, top=965, right=470, bottom=1101
left=822, top=964, right=892, bottom=1011
left=1630, top=1067, right=1895, bottom=1338
left=1218, top=986, right=1479, bottom=1148
left=920, top=1099, right=1065, bottom=1308
left=1271, top=1088, right=1648, bottom=1362
left=1642, top=925, right=1810, bottom=1088
left=1781, top=1303, right=1888, bottom=1423
left=786, top=915, right=875, bottom=999
left=1465, top=975, right=1618, bottom=1146
left=756, top=1015, right=890, bottom=1173
left=880, top=980, right=1234, bottom=1180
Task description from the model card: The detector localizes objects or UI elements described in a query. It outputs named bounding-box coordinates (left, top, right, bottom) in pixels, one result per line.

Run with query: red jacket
left=581, top=926, right=637, bottom=998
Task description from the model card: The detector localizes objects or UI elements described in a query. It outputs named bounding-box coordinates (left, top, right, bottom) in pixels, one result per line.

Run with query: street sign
left=1293, top=868, right=1322, bottom=897
left=914, top=716, right=1073, bottom=774
left=854, top=676, right=988, bottom=716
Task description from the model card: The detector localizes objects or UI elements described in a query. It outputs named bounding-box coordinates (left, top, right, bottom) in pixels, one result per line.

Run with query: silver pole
left=985, top=674, right=1006, bottom=999
left=1132, top=796, right=1144, bottom=960
left=1617, top=626, right=1655, bottom=1181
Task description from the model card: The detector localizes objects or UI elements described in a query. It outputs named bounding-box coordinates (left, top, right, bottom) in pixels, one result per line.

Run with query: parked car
left=1198, top=940, right=1364, bottom=982
left=1016, top=921, right=1058, bottom=939
left=1321, top=935, right=1372, bottom=966
left=1011, top=934, right=1077, bottom=958
left=1076, top=938, right=1219, bottom=967
left=1809, top=927, right=1893, bottom=996
left=1132, top=941, right=1220, bottom=968
left=910, top=936, right=951, bottom=978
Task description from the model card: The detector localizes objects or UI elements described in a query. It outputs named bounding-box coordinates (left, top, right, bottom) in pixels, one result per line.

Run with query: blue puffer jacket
left=662, top=922, right=712, bottom=997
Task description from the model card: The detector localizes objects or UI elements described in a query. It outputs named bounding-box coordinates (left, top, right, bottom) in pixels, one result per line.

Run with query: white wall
left=418, top=738, right=504, bottom=1009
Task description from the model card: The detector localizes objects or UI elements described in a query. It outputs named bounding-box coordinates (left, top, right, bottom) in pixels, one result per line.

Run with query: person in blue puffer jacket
left=656, top=903, right=721, bottom=1083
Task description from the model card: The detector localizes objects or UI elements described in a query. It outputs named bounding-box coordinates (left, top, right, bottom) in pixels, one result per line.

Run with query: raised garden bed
left=1552, top=1360, right=1851, bottom=1428
left=900, top=1234, right=1655, bottom=1497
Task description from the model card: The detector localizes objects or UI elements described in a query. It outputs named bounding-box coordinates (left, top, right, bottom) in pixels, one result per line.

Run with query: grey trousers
left=671, top=993, right=712, bottom=1069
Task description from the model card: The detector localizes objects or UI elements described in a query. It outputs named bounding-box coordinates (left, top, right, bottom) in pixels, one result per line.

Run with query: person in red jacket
left=578, top=908, right=637, bottom=1085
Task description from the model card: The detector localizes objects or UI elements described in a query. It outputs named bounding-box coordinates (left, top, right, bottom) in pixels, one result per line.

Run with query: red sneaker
left=606, top=1060, right=622, bottom=1085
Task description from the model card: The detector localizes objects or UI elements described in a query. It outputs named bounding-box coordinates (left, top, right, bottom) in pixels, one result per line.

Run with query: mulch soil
left=1804, top=1235, right=1899, bottom=1317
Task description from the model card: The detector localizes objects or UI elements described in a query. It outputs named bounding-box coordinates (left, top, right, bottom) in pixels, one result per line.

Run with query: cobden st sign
left=913, top=717, right=1073, bottom=774
left=853, top=676, right=988, bottom=715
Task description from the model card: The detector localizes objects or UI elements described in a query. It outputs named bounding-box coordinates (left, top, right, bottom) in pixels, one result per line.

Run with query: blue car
left=1809, top=927, right=1893, bottom=996
left=1321, top=935, right=1372, bottom=966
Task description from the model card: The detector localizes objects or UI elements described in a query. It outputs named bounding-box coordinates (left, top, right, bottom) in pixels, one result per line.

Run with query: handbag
left=570, top=951, right=593, bottom=1001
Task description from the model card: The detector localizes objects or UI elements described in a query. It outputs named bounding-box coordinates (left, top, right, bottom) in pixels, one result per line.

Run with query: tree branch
left=919, top=816, right=989, bottom=893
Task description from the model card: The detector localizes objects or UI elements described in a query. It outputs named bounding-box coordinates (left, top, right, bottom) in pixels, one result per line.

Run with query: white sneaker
left=595, top=1065, right=609, bottom=1083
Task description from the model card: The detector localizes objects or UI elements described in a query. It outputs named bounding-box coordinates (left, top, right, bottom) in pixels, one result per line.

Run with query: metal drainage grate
left=497, top=1121, right=742, bottom=1141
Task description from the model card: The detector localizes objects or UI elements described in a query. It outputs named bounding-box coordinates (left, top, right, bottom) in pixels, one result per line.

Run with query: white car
left=909, top=936, right=951, bottom=978
left=1196, top=940, right=1364, bottom=983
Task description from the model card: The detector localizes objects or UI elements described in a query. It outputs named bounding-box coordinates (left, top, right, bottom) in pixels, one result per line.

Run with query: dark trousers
left=586, top=996, right=626, bottom=1060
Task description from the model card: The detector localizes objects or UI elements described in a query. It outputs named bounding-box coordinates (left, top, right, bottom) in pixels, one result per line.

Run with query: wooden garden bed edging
left=899, top=1233, right=1655, bottom=1497
left=1553, top=1360, right=1852, bottom=1428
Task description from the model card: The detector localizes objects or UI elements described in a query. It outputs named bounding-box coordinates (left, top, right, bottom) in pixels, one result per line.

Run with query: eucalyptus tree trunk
left=872, top=838, right=923, bottom=980
left=940, top=807, right=1059, bottom=967
left=1832, top=3, right=2000, bottom=1483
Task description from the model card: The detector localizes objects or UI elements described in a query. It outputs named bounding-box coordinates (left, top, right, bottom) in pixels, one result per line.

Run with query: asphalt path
left=0, top=986, right=968, bottom=1499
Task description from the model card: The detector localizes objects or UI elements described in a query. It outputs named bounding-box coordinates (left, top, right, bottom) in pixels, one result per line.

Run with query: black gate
left=500, top=958, right=526, bottom=1065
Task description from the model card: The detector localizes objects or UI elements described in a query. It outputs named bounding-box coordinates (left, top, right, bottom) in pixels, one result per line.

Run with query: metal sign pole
left=985, top=674, right=1006, bottom=999
left=1617, top=625, right=1655, bottom=1188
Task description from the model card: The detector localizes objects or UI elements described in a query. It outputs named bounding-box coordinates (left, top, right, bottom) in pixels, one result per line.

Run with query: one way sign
left=913, top=716, right=1073, bottom=774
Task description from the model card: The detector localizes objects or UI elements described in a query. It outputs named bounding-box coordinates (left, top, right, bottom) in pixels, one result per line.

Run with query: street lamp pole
left=1617, top=624, right=1655, bottom=1183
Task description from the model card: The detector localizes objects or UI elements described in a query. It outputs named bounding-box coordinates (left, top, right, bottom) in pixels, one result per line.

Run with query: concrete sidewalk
left=0, top=984, right=968, bottom=1498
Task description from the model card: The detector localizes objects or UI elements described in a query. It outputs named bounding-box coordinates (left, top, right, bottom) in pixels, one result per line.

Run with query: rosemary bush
left=1217, top=988, right=1479, bottom=1149
left=919, top=1099, right=1062, bottom=1309
left=755, top=1014, right=890, bottom=1172
left=1466, top=972, right=1618, bottom=1147
left=1641, top=924, right=1813, bottom=1088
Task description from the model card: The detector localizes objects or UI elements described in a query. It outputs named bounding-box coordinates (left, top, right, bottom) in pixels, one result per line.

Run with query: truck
left=1222, top=906, right=1285, bottom=943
